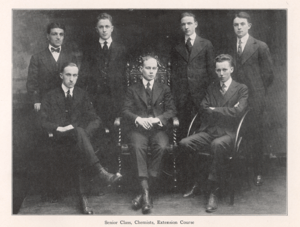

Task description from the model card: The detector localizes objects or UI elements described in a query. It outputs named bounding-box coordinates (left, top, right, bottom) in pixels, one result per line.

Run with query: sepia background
left=12, top=9, right=286, bottom=214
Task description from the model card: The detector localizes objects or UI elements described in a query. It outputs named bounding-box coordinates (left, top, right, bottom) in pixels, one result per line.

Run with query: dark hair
left=215, top=54, right=234, bottom=67
left=233, top=11, right=251, bottom=23
left=47, top=22, right=66, bottom=34
left=180, top=12, right=197, bottom=23
left=60, top=62, right=78, bottom=73
left=96, top=13, right=113, bottom=26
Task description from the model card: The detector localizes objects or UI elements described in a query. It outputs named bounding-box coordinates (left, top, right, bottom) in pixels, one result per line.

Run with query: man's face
left=140, top=58, right=158, bottom=81
left=60, top=66, right=78, bottom=89
left=96, top=19, right=114, bottom=40
left=47, top=28, right=64, bottom=48
left=215, top=61, right=233, bottom=83
left=181, top=16, right=198, bottom=36
left=233, top=17, right=252, bottom=38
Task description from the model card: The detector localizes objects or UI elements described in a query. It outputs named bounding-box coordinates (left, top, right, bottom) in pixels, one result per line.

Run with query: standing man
left=78, top=13, right=127, bottom=132
left=122, top=55, right=177, bottom=214
left=41, top=62, right=122, bottom=214
left=230, top=12, right=274, bottom=185
left=27, top=22, right=77, bottom=114
left=178, top=54, right=248, bottom=212
left=171, top=12, right=215, bottom=140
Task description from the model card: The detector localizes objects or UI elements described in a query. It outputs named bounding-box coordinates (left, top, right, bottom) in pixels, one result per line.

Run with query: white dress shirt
left=49, top=44, right=61, bottom=62
left=142, top=78, right=154, bottom=90
left=61, top=83, right=74, bottom=97
left=237, top=33, right=249, bottom=53
left=99, top=37, right=112, bottom=49
left=185, top=32, right=197, bottom=46
left=220, top=77, right=232, bottom=93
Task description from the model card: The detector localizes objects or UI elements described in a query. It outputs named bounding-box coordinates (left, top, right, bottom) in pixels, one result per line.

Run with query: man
left=27, top=22, right=77, bottom=113
left=178, top=54, right=248, bottom=212
left=122, top=55, right=176, bottom=214
left=78, top=13, right=127, bottom=131
left=40, top=62, right=122, bottom=214
left=171, top=12, right=215, bottom=140
left=229, top=12, right=274, bottom=186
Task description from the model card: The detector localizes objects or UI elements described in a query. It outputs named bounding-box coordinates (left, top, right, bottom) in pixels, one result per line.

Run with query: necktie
left=103, top=41, right=109, bottom=51
left=237, top=39, right=242, bottom=56
left=220, top=83, right=226, bottom=95
left=51, top=47, right=60, bottom=53
left=146, top=82, right=152, bottom=97
left=66, top=90, right=72, bottom=109
left=186, top=38, right=193, bottom=54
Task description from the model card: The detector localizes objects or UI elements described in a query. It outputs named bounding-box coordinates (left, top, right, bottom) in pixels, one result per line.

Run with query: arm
left=26, top=55, right=41, bottom=109
left=259, top=43, right=274, bottom=89
left=207, top=85, right=249, bottom=118
left=206, top=41, right=216, bottom=84
left=156, top=86, right=177, bottom=126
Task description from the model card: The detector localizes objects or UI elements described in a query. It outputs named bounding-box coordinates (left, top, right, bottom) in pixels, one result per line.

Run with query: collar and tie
left=146, top=81, right=152, bottom=97
left=186, top=37, right=193, bottom=54
left=103, top=41, right=109, bottom=51
left=237, top=39, right=242, bottom=56
left=220, top=83, right=227, bottom=95
left=51, top=47, right=60, bottom=53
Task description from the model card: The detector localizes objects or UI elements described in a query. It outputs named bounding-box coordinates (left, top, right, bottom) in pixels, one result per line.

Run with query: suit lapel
left=72, top=87, right=81, bottom=109
left=221, top=80, right=239, bottom=106
left=175, top=39, right=189, bottom=62
left=109, top=42, right=118, bottom=63
left=55, top=88, right=66, bottom=112
left=189, top=35, right=205, bottom=62
left=136, top=82, right=148, bottom=105
left=240, top=36, right=258, bottom=65
left=41, top=48, right=58, bottom=76
left=152, top=81, right=163, bottom=105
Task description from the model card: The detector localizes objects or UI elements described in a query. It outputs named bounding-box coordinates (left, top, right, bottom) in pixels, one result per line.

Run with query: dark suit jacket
left=171, top=35, right=215, bottom=110
left=40, top=86, right=101, bottom=136
left=122, top=80, right=177, bottom=130
left=26, top=47, right=77, bottom=104
left=199, top=79, right=248, bottom=139
left=78, top=41, right=127, bottom=120
left=229, top=35, right=274, bottom=113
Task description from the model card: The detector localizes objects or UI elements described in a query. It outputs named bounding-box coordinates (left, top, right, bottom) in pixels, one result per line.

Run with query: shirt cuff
left=135, top=117, right=141, bottom=127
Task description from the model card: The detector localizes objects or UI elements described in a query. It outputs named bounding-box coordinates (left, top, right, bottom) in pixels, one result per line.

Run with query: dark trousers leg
left=149, top=130, right=169, bottom=178
left=246, top=110, right=264, bottom=175
left=129, top=130, right=168, bottom=179
left=208, top=135, right=232, bottom=182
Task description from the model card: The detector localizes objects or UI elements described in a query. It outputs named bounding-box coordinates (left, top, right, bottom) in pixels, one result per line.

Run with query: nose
left=185, top=24, right=189, bottom=29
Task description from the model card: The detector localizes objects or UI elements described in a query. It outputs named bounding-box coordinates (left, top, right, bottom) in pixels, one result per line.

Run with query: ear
left=139, top=65, right=143, bottom=73
left=46, top=34, right=50, bottom=41
left=111, top=25, right=114, bottom=32
left=230, top=66, right=234, bottom=73
left=195, top=21, right=198, bottom=28
left=248, top=23, right=252, bottom=30
left=60, top=73, right=63, bottom=79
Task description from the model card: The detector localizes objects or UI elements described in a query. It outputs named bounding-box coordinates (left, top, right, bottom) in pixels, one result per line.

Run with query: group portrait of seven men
left=25, top=11, right=274, bottom=214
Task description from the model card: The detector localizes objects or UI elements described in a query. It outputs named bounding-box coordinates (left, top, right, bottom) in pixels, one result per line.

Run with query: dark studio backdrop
left=12, top=9, right=286, bottom=213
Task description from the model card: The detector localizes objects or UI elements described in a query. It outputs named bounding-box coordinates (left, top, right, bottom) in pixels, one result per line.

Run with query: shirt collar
left=99, top=37, right=113, bottom=45
left=48, top=44, right=61, bottom=52
left=185, top=32, right=197, bottom=43
left=61, top=83, right=74, bottom=96
left=237, top=33, right=249, bottom=44
left=220, top=77, right=232, bottom=88
left=142, top=78, right=154, bottom=89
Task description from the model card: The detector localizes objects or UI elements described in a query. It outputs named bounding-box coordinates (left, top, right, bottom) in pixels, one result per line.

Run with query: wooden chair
left=114, top=59, right=179, bottom=191
left=186, top=109, right=251, bottom=205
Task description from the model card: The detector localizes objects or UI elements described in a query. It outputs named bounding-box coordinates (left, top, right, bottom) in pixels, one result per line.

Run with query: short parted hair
left=47, top=22, right=66, bottom=34
left=180, top=12, right=197, bottom=22
left=60, top=62, right=78, bottom=73
left=215, top=54, right=234, bottom=67
left=233, top=11, right=252, bottom=24
left=96, top=13, right=113, bottom=26
left=139, top=53, right=160, bottom=68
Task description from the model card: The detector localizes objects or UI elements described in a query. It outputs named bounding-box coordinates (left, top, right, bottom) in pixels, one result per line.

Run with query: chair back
left=125, top=59, right=171, bottom=87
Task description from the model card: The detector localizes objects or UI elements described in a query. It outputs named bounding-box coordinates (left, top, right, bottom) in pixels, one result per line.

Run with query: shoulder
left=31, top=48, right=48, bottom=59
left=43, top=87, right=61, bottom=99
left=198, top=36, right=213, bottom=46
left=251, top=36, right=269, bottom=49
left=232, top=80, right=248, bottom=91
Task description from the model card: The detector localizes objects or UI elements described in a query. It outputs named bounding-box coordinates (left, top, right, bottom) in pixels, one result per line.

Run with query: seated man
left=122, top=55, right=177, bottom=214
left=178, top=54, right=248, bottom=213
left=40, top=62, right=122, bottom=208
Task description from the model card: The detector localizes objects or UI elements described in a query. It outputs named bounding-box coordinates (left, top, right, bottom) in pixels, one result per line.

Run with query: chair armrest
left=172, top=117, right=179, bottom=128
left=114, top=117, right=121, bottom=127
